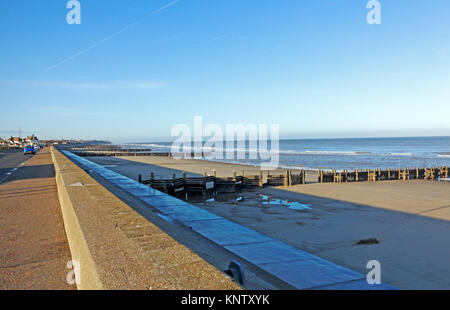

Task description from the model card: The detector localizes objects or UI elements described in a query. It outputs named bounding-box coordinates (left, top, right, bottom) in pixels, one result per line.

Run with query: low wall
left=51, top=148, right=104, bottom=289
left=51, top=147, right=240, bottom=290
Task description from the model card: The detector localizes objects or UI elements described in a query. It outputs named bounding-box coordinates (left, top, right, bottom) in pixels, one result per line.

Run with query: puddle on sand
left=204, top=193, right=312, bottom=211
left=261, top=195, right=312, bottom=210
left=206, top=196, right=243, bottom=202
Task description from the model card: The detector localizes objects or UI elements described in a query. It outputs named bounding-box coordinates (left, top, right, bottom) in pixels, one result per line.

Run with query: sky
left=1, top=0, right=450, bottom=142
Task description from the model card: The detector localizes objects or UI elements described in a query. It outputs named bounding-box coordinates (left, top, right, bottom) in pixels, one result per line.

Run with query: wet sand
left=119, top=155, right=289, bottom=177
left=196, top=181, right=450, bottom=289
left=95, top=155, right=319, bottom=182
left=88, top=156, right=450, bottom=289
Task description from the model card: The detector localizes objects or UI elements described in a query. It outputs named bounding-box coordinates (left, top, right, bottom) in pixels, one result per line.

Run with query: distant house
left=25, top=134, right=39, bottom=146
left=7, top=137, right=24, bottom=146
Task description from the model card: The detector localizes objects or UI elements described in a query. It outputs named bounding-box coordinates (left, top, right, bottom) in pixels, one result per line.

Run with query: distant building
left=7, top=137, right=23, bottom=145
left=25, top=134, right=39, bottom=146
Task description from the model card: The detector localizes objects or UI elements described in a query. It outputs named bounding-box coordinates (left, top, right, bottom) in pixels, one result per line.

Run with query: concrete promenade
left=64, top=150, right=395, bottom=290
left=0, top=148, right=74, bottom=289
left=51, top=147, right=241, bottom=290
left=0, top=147, right=241, bottom=290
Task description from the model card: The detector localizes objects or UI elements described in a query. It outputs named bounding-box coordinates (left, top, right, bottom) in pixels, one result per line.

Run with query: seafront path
left=50, top=147, right=241, bottom=290
left=0, top=148, right=74, bottom=289
left=0, top=147, right=241, bottom=290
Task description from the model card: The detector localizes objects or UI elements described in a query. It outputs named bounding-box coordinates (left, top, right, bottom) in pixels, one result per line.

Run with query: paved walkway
left=64, top=150, right=394, bottom=290
left=0, top=148, right=74, bottom=289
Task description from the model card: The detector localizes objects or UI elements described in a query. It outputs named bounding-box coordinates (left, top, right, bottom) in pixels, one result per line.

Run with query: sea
left=120, top=136, right=450, bottom=171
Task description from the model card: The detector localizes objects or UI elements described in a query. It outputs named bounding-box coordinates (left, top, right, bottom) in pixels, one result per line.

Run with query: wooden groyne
left=138, top=166, right=448, bottom=196
left=317, top=166, right=449, bottom=183
left=69, top=149, right=212, bottom=158
left=72, top=150, right=167, bottom=157
left=67, top=146, right=156, bottom=157
left=139, top=170, right=306, bottom=195
left=67, top=146, right=213, bottom=158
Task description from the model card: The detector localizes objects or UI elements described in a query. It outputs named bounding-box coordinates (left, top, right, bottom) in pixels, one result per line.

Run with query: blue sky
left=1, top=0, right=450, bottom=142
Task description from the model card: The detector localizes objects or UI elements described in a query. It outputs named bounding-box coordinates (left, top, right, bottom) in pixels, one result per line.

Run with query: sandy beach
left=87, top=155, right=450, bottom=289
left=91, top=155, right=320, bottom=182
left=120, top=155, right=290, bottom=177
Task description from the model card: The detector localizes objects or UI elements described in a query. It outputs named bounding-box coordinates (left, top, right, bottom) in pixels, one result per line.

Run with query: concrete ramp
left=62, top=150, right=395, bottom=290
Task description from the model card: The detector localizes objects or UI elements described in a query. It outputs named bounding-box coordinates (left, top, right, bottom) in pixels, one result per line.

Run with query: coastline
left=91, top=155, right=324, bottom=184
left=86, top=154, right=450, bottom=289
left=112, top=155, right=292, bottom=178
left=118, top=136, right=450, bottom=171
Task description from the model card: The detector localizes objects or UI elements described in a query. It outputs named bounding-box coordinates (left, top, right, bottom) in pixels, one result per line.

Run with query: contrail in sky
left=44, top=0, right=180, bottom=72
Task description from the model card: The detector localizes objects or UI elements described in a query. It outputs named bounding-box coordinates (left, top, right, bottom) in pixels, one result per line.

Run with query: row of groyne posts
left=138, top=170, right=305, bottom=196
left=70, top=149, right=167, bottom=157
left=69, top=148, right=210, bottom=158
left=318, top=166, right=449, bottom=183
left=137, top=166, right=449, bottom=196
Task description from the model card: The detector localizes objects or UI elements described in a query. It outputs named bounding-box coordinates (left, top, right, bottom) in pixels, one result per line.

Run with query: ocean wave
left=126, top=143, right=434, bottom=160
left=168, top=146, right=368, bottom=156
left=388, top=153, right=412, bottom=156
left=170, top=145, right=280, bottom=155
left=300, top=150, right=363, bottom=156
left=127, top=143, right=371, bottom=156
left=196, top=158, right=324, bottom=172
left=277, top=165, right=321, bottom=171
